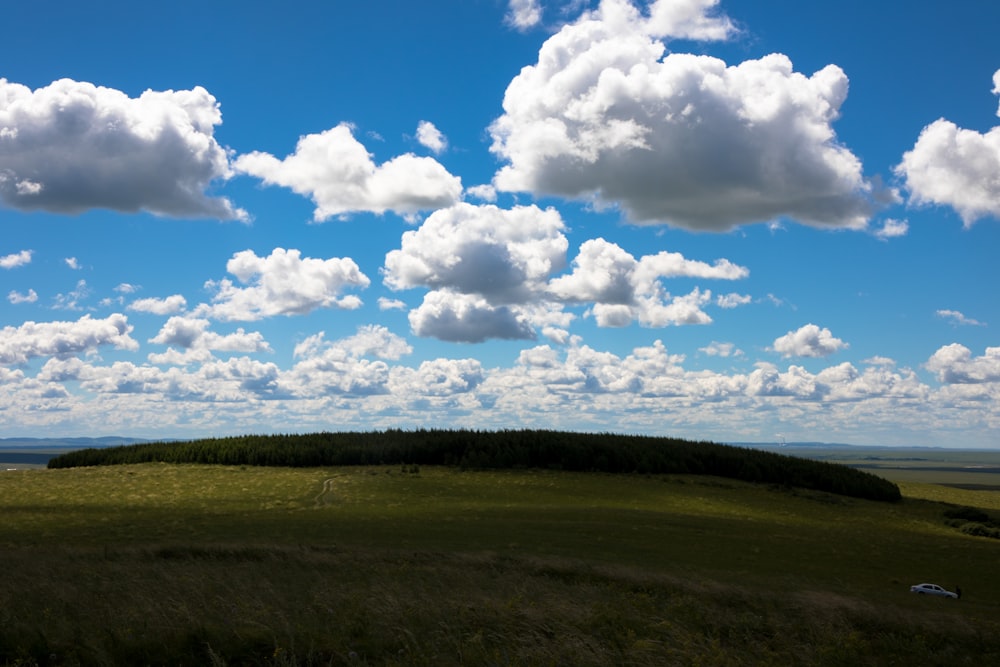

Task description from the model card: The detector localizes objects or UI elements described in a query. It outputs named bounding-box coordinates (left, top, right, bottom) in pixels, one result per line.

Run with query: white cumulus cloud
left=0, top=313, right=138, bottom=365
left=286, top=326, right=412, bottom=397
left=384, top=202, right=568, bottom=304
left=896, top=71, right=1000, bottom=226
left=896, top=122, right=1000, bottom=226
left=0, top=78, right=246, bottom=221
left=128, top=294, right=188, bottom=315
left=700, top=341, right=742, bottom=357
left=550, top=238, right=747, bottom=326
left=408, top=290, right=536, bottom=343
left=489, top=3, right=877, bottom=231
left=873, top=218, right=908, bottom=240
left=0, top=250, right=32, bottom=269
left=378, top=297, right=407, bottom=311
left=926, top=344, right=1000, bottom=383
left=464, top=184, right=498, bottom=202
left=772, top=324, right=848, bottom=358
left=147, top=315, right=271, bottom=366
left=415, top=120, right=447, bottom=154
left=8, top=289, right=38, bottom=304
left=384, top=203, right=580, bottom=342
left=645, top=0, right=735, bottom=41
left=506, top=0, right=543, bottom=31
left=385, top=205, right=748, bottom=339
left=716, top=292, right=752, bottom=309
left=994, top=68, right=1000, bottom=115
left=330, top=325, right=413, bottom=361
left=390, top=357, right=485, bottom=396
left=202, top=248, right=370, bottom=321
left=234, top=123, right=462, bottom=221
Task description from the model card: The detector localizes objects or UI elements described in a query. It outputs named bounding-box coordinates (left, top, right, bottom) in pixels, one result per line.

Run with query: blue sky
left=1, top=0, right=998, bottom=447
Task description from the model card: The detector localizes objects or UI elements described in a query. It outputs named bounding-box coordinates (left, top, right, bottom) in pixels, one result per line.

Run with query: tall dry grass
left=2, top=544, right=997, bottom=666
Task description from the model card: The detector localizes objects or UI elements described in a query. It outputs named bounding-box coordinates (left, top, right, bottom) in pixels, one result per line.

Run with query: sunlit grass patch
left=899, top=480, right=1000, bottom=510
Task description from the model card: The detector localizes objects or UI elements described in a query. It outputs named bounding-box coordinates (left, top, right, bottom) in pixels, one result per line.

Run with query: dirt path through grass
left=313, top=476, right=339, bottom=507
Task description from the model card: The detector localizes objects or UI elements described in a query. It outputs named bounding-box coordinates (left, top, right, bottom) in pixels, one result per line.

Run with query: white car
left=910, top=583, right=958, bottom=598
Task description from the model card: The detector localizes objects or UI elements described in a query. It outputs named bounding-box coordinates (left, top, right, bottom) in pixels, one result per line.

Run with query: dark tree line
left=48, top=429, right=902, bottom=502
left=943, top=506, right=1000, bottom=539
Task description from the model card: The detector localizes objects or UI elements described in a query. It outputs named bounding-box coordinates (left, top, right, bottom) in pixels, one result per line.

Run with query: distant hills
left=0, top=436, right=158, bottom=449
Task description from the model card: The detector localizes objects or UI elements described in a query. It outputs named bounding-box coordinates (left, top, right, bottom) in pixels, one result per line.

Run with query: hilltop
left=46, top=429, right=902, bottom=502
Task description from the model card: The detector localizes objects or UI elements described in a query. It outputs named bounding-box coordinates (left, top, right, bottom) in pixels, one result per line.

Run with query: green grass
left=2, top=464, right=999, bottom=665
left=793, top=447, right=1000, bottom=489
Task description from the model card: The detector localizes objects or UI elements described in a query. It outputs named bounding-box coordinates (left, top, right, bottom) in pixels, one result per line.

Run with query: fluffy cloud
left=716, top=292, right=752, bottom=309
left=408, top=290, right=536, bottom=343
left=701, top=341, right=742, bottom=357
left=895, top=71, right=1000, bottom=226
left=0, top=250, right=32, bottom=269
left=772, top=324, right=848, bottom=358
left=487, top=339, right=923, bottom=405
left=128, top=294, right=187, bottom=315
left=550, top=238, right=747, bottom=326
left=286, top=326, right=413, bottom=397
left=288, top=353, right=391, bottom=397
left=490, top=1, right=877, bottom=231
left=377, top=297, right=407, bottom=311
left=202, top=248, right=370, bottom=321
left=384, top=202, right=568, bottom=303
left=644, top=0, right=735, bottom=40
left=38, top=358, right=162, bottom=395
left=896, top=121, right=1000, bottom=226
left=497, top=341, right=681, bottom=398
left=550, top=240, right=636, bottom=305
left=296, top=325, right=412, bottom=361
left=384, top=204, right=748, bottom=340
left=8, top=289, right=37, bottom=304
left=744, top=360, right=925, bottom=402
left=234, top=123, right=462, bottom=221
left=995, top=69, right=1000, bottom=115
left=415, top=121, right=447, bottom=154
left=59, top=357, right=285, bottom=401
left=926, top=344, right=1000, bottom=384
left=390, top=358, right=485, bottom=396
left=0, top=78, right=246, bottom=221
left=465, top=184, right=498, bottom=202
left=873, top=218, right=908, bottom=240
left=0, top=313, right=138, bottom=365
left=148, top=316, right=271, bottom=365
left=506, top=0, right=542, bottom=30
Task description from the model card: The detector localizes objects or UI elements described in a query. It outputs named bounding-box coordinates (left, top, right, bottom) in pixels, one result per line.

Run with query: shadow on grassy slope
left=1, top=545, right=994, bottom=667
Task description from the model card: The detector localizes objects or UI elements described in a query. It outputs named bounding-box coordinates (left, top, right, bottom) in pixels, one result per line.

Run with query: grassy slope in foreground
left=1, top=464, right=997, bottom=666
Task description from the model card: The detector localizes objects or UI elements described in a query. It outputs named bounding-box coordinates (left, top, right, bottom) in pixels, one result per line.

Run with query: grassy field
left=2, top=463, right=999, bottom=665
left=781, top=446, right=1000, bottom=490
left=0, top=449, right=69, bottom=470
